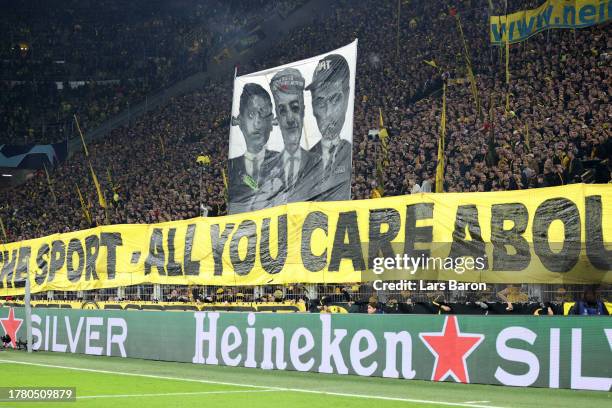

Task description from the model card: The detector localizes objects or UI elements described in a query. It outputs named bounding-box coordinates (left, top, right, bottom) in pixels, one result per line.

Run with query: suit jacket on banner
left=228, top=149, right=283, bottom=214
left=310, top=139, right=352, bottom=201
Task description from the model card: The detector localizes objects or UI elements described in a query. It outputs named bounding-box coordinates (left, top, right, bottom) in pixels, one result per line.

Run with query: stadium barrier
left=0, top=300, right=306, bottom=313
left=2, top=299, right=611, bottom=315
left=0, top=307, right=610, bottom=391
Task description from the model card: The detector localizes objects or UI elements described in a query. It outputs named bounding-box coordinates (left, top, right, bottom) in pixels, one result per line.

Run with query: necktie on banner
left=326, top=144, right=337, bottom=175
left=252, top=157, right=260, bottom=185
left=287, top=156, right=296, bottom=189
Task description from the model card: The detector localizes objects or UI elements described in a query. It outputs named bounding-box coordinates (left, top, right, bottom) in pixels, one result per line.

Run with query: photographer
left=1, top=333, right=10, bottom=348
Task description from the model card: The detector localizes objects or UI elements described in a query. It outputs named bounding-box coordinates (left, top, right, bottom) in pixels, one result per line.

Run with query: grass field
left=0, top=350, right=609, bottom=408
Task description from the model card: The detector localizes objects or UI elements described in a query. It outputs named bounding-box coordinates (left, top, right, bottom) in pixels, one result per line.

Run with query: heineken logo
left=192, top=313, right=488, bottom=382
left=190, top=312, right=612, bottom=391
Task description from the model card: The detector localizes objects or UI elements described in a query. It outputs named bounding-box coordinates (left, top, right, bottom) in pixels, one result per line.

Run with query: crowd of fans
left=0, top=0, right=215, bottom=144
left=10, top=282, right=608, bottom=316
left=1, top=0, right=609, bottom=241
left=0, top=80, right=151, bottom=145
left=0, top=0, right=219, bottom=82
left=0, top=0, right=304, bottom=145
left=0, top=0, right=610, bottom=307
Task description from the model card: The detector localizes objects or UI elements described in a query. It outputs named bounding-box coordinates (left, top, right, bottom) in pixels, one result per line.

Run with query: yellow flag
left=435, top=83, right=446, bottom=193
left=375, top=159, right=385, bottom=198
left=378, top=108, right=389, bottom=168
left=455, top=13, right=480, bottom=117
left=159, top=134, right=165, bottom=155
left=106, top=167, right=117, bottom=193
left=74, top=114, right=89, bottom=157
left=505, top=23, right=511, bottom=114
left=221, top=167, right=229, bottom=206
left=0, top=217, right=7, bottom=242
left=377, top=108, right=389, bottom=196
left=43, top=163, right=57, bottom=203
left=505, top=38, right=510, bottom=84
left=76, top=184, right=92, bottom=224
left=378, top=108, right=389, bottom=138
left=89, top=163, right=106, bottom=208
left=222, top=168, right=228, bottom=191
left=197, top=155, right=211, bottom=165
left=423, top=59, right=438, bottom=69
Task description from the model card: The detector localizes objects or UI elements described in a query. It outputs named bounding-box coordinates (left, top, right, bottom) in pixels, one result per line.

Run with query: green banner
left=1, top=307, right=610, bottom=391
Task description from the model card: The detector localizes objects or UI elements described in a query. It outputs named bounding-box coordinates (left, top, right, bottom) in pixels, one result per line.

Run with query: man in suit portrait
left=306, top=54, right=352, bottom=201
left=270, top=68, right=320, bottom=202
left=228, top=83, right=283, bottom=214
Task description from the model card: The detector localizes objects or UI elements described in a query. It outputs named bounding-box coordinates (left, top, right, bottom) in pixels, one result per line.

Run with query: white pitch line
left=78, top=389, right=279, bottom=399
left=465, top=402, right=491, bottom=404
left=0, top=359, right=506, bottom=408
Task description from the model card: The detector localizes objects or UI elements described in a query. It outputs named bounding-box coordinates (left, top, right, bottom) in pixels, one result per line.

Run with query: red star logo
left=419, top=316, right=484, bottom=383
left=0, top=308, right=23, bottom=348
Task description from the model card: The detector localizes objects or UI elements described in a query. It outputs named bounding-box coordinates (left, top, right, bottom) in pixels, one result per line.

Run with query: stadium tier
left=0, top=0, right=610, bottom=398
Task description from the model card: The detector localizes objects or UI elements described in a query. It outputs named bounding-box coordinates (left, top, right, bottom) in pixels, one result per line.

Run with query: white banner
left=228, top=40, right=358, bottom=214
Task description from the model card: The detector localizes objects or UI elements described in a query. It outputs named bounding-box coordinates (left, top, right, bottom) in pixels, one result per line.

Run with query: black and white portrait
left=307, top=54, right=352, bottom=201
left=228, top=83, right=283, bottom=214
left=227, top=40, right=357, bottom=214
left=269, top=68, right=320, bottom=203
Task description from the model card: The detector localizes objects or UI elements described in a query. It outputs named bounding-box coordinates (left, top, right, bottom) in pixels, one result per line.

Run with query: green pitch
left=0, top=350, right=609, bottom=408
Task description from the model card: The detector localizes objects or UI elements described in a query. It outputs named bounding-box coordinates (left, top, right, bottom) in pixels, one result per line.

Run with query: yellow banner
left=490, top=0, right=611, bottom=45
left=0, top=184, right=610, bottom=295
